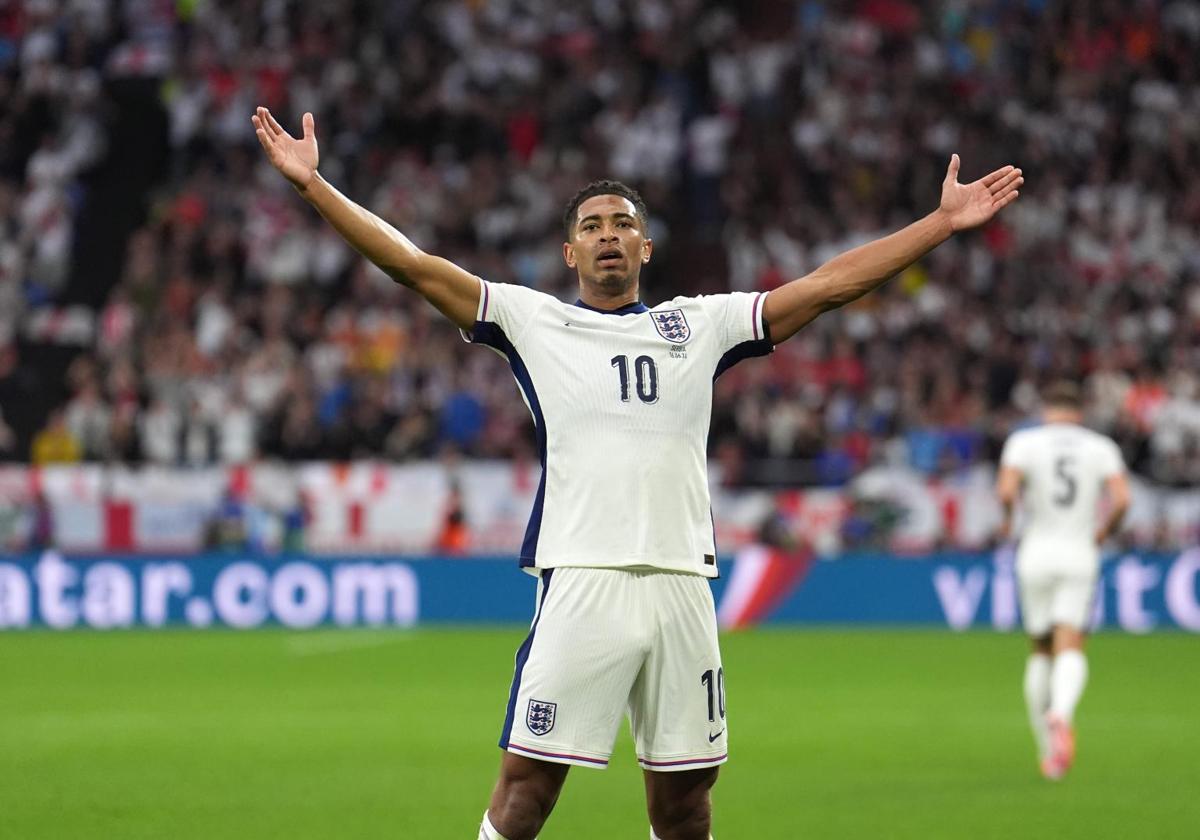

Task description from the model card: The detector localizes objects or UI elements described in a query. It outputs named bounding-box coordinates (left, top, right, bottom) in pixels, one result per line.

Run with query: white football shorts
left=1017, top=565, right=1098, bottom=637
left=499, top=567, right=728, bottom=772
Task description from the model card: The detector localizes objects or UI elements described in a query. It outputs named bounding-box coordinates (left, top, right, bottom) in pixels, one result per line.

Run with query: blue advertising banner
left=0, top=549, right=1197, bottom=631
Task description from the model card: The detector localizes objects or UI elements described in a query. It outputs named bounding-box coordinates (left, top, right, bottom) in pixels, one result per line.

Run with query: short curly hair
left=562, top=179, right=648, bottom=240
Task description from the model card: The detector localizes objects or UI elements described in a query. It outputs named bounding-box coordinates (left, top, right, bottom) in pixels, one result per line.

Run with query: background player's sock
left=1050, top=649, right=1088, bottom=723
left=1024, top=653, right=1052, bottom=757
left=479, top=811, right=510, bottom=840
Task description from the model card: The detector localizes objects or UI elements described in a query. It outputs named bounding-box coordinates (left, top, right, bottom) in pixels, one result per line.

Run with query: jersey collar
left=572, top=299, right=649, bottom=316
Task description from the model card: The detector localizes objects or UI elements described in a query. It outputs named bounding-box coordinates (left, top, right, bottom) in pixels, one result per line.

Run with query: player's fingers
left=251, top=115, right=271, bottom=144
left=254, top=127, right=274, bottom=156
left=302, top=112, right=315, bottom=141
left=994, top=189, right=1019, bottom=210
left=944, top=153, right=960, bottom=183
left=254, top=107, right=276, bottom=137
left=991, top=175, right=1024, bottom=202
left=989, top=169, right=1022, bottom=195
left=980, top=165, right=1016, bottom=188
left=264, top=108, right=290, bottom=139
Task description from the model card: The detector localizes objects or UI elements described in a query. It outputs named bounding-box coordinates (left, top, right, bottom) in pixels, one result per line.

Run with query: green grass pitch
left=1, top=628, right=1196, bottom=839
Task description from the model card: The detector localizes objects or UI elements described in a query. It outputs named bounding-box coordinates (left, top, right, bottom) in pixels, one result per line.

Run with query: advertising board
left=0, top=550, right=1197, bottom=631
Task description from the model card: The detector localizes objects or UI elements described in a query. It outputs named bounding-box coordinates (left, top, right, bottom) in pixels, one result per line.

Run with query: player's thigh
left=1050, top=572, right=1098, bottom=638
left=1017, top=565, right=1056, bottom=638
left=503, top=568, right=650, bottom=767
left=629, top=572, right=727, bottom=771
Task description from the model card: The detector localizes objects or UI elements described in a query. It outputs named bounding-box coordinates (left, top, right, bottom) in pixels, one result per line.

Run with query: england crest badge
left=526, top=699, right=557, bottom=736
left=652, top=309, right=691, bottom=344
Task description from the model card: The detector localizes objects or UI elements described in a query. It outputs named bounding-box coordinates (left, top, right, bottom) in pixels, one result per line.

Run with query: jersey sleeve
left=1099, top=437, right=1126, bottom=478
left=701, top=291, right=774, bottom=379
left=999, top=432, right=1031, bottom=472
left=461, top=280, right=552, bottom=351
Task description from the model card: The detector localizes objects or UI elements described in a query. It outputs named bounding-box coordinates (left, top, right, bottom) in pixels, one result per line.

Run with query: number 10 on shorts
left=701, top=668, right=726, bottom=722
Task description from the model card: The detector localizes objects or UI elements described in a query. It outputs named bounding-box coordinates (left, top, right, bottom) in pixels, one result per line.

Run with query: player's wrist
left=930, top=206, right=957, bottom=237
left=292, top=169, right=321, bottom=196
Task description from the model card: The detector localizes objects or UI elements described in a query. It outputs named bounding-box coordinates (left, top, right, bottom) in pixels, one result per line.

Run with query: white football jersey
left=464, top=280, right=772, bottom=577
left=999, top=422, right=1125, bottom=573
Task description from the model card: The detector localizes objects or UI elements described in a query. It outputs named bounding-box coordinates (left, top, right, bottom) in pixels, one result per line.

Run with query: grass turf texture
left=0, top=629, right=1195, bottom=839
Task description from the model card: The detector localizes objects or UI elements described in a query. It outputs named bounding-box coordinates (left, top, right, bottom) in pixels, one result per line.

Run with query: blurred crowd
left=2, top=0, right=1199, bottom=487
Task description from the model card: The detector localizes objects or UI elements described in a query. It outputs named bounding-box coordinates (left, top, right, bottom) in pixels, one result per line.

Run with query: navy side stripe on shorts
left=499, top=569, right=554, bottom=748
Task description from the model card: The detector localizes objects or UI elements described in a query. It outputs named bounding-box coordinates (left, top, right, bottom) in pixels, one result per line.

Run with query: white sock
left=1050, top=650, right=1088, bottom=724
left=1023, top=653, right=1053, bottom=758
left=480, top=811, right=510, bottom=840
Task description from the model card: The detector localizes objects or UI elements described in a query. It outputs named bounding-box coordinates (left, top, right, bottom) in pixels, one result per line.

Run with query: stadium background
left=1, top=0, right=1198, bottom=837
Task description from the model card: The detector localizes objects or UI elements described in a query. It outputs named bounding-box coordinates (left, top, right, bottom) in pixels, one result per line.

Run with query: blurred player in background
left=996, top=381, right=1130, bottom=780
left=252, top=105, right=1021, bottom=840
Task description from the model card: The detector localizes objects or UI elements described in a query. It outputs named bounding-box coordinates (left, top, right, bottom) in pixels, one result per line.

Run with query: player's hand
left=251, top=107, right=318, bottom=191
left=937, top=155, right=1023, bottom=232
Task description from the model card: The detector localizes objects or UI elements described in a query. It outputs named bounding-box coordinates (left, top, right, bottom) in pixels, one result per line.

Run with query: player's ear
left=563, top=240, right=576, bottom=269
left=641, top=237, right=653, bottom=264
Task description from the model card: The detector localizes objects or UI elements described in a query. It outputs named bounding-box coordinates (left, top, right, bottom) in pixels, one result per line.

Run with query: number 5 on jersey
left=611, top=355, right=659, bottom=404
left=1054, top=455, right=1077, bottom=507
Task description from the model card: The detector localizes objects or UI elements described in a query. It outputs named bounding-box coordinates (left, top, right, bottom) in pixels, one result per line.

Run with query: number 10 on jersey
left=611, top=355, right=659, bottom=404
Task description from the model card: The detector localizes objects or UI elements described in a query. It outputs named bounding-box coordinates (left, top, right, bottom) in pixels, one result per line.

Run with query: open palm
left=939, top=154, right=1023, bottom=232
left=252, top=107, right=319, bottom=190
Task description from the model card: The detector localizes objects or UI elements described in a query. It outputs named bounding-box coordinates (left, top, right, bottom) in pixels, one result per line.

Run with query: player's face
left=563, top=194, right=653, bottom=295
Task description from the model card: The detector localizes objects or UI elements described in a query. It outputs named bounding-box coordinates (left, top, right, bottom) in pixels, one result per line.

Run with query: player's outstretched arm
left=762, top=155, right=1023, bottom=343
left=251, top=107, right=479, bottom=330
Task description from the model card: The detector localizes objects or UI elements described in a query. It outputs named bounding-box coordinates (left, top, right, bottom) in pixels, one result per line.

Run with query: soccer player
left=996, top=381, right=1130, bottom=780
left=251, top=106, right=1022, bottom=840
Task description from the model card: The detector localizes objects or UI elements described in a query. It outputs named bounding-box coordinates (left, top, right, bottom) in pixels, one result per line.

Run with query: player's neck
left=1043, top=409, right=1082, bottom=425
left=576, top=285, right=641, bottom=312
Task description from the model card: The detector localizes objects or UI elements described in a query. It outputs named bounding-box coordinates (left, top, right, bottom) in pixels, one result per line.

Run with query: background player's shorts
left=1018, top=565, right=1098, bottom=636
left=499, top=567, right=728, bottom=772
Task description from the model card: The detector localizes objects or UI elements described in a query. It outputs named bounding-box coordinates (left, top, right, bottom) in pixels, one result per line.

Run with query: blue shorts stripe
left=499, top=569, right=554, bottom=747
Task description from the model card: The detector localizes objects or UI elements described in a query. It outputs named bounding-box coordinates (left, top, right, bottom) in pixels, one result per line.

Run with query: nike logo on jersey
left=708, top=729, right=725, bottom=743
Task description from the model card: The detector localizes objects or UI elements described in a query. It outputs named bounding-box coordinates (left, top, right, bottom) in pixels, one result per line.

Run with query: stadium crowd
left=2, top=0, right=1199, bottom=487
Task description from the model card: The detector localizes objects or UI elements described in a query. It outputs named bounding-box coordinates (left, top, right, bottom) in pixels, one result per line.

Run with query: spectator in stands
left=0, top=0, right=1196, bottom=494
left=31, top=409, right=81, bottom=465
left=0, top=407, right=16, bottom=458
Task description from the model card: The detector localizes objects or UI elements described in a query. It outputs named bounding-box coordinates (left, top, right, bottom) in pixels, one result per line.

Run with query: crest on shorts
left=652, top=309, right=691, bottom=344
left=526, top=699, right=557, bottom=736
